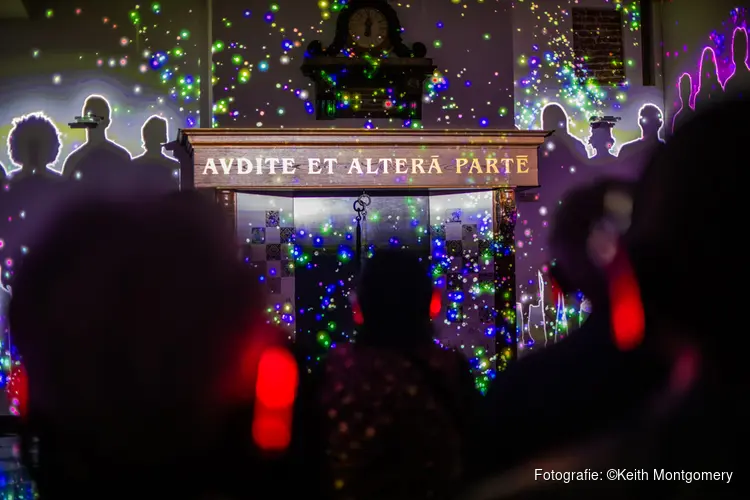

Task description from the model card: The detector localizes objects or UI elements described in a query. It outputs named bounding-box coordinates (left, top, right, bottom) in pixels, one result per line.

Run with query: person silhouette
left=672, top=73, right=695, bottom=133
left=693, top=48, right=722, bottom=111
left=723, top=27, right=750, bottom=97
left=0, top=113, right=67, bottom=273
left=320, top=249, right=478, bottom=500
left=515, top=104, right=589, bottom=337
left=540, top=103, right=589, bottom=160
left=131, top=116, right=179, bottom=193
left=617, top=104, right=665, bottom=174
left=61, top=95, right=133, bottom=191
left=587, top=120, right=617, bottom=162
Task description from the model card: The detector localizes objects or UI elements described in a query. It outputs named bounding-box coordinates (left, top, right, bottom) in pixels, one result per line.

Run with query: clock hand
left=364, top=17, right=372, bottom=38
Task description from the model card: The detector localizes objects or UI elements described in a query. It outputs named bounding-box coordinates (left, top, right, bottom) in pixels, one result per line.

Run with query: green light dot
left=433, top=40, right=442, bottom=48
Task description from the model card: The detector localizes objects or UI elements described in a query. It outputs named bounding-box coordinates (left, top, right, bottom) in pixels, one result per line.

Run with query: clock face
left=348, top=8, right=389, bottom=50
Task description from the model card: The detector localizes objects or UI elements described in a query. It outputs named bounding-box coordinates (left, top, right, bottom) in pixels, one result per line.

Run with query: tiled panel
left=429, top=191, right=496, bottom=388
left=236, top=194, right=295, bottom=337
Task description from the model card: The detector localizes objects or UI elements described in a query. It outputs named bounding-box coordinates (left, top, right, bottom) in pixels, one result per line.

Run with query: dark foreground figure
left=9, top=192, right=309, bottom=499
left=468, top=99, right=744, bottom=500
left=318, top=250, right=480, bottom=500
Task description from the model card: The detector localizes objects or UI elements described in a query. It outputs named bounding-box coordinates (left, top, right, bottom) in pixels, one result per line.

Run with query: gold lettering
left=500, top=158, right=514, bottom=174
left=380, top=158, right=393, bottom=173
left=429, top=157, right=442, bottom=174
left=308, top=158, right=322, bottom=174
left=281, top=158, right=295, bottom=174
left=411, top=158, right=425, bottom=174
left=203, top=158, right=218, bottom=175
left=237, top=158, right=252, bottom=174
left=486, top=158, right=498, bottom=174
left=348, top=158, right=363, bottom=174
left=266, top=158, right=279, bottom=174
left=395, top=158, right=408, bottom=174
left=219, top=158, right=234, bottom=175
left=516, top=155, right=529, bottom=174
left=322, top=158, right=336, bottom=174
left=456, top=158, right=468, bottom=173
left=468, top=159, right=482, bottom=174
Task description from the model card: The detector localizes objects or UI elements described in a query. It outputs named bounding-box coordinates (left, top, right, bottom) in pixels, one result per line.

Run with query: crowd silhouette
left=516, top=26, right=750, bottom=351
left=1, top=96, right=745, bottom=499
left=0, top=95, right=180, bottom=289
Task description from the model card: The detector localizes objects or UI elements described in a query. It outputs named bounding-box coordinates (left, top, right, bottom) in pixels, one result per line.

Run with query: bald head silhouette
left=141, top=116, right=169, bottom=156
left=542, top=104, right=570, bottom=135
left=638, top=105, right=663, bottom=139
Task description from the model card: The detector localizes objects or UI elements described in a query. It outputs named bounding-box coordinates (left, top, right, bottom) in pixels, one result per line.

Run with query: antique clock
left=301, top=0, right=435, bottom=120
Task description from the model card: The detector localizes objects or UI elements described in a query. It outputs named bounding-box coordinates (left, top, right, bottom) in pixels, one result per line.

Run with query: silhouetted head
left=355, top=249, right=433, bottom=346
left=141, top=115, right=169, bottom=153
left=589, top=124, right=615, bottom=156
left=699, top=48, right=719, bottom=82
left=627, top=100, right=742, bottom=359
left=10, top=191, right=266, bottom=497
left=549, top=179, right=633, bottom=306
left=638, top=105, right=663, bottom=139
left=678, top=74, right=693, bottom=104
left=541, top=103, right=570, bottom=135
left=732, top=27, right=748, bottom=67
left=81, top=95, right=112, bottom=137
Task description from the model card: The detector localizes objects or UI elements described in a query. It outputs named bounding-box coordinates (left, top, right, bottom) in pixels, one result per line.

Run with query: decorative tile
left=431, top=224, right=446, bottom=239
left=266, top=244, right=281, bottom=260
left=462, top=224, right=477, bottom=241
left=280, top=227, right=295, bottom=243
left=479, top=307, right=495, bottom=324
left=265, top=210, right=280, bottom=227
left=265, top=226, right=281, bottom=244
left=446, top=240, right=463, bottom=256
left=250, top=245, right=267, bottom=261
left=251, top=227, right=265, bottom=244
left=281, top=259, right=295, bottom=277
left=447, top=209, right=462, bottom=223
left=445, top=222, right=463, bottom=241
left=267, top=277, right=281, bottom=294
left=251, top=261, right=267, bottom=275
left=266, top=260, right=281, bottom=277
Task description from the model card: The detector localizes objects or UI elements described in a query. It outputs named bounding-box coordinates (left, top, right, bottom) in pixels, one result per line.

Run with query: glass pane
left=429, top=191, right=496, bottom=392
left=292, top=196, right=359, bottom=361
left=292, top=195, right=431, bottom=361
left=236, top=193, right=296, bottom=338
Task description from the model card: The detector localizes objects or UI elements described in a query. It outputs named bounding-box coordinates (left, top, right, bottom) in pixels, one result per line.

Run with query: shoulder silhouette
left=540, top=103, right=589, bottom=160
left=131, top=115, right=179, bottom=194
left=723, top=27, right=750, bottom=98
left=672, top=73, right=695, bottom=133
left=1, top=113, right=67, bottom=276
left=62, top=95, right=134, bottom=193
left=693, top=48, right=723, bottom=111
left=617, top=105, right=665, bottom=175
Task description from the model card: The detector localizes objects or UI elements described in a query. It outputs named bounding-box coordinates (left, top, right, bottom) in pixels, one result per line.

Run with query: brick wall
left=572, top=8, right=626, bottom=86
